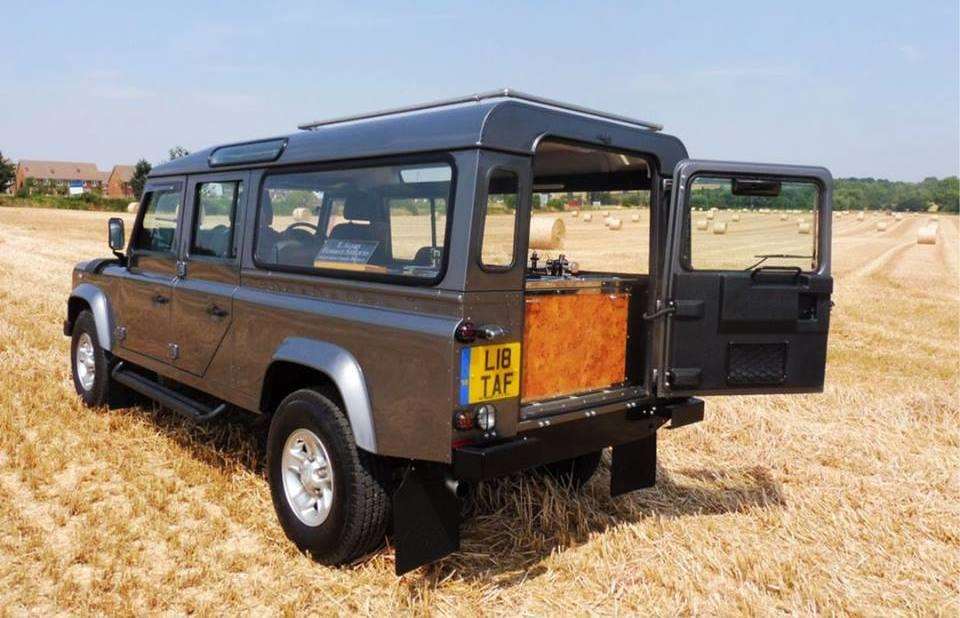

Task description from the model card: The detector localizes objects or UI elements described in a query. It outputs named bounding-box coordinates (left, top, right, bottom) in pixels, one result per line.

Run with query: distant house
left=15, top=160, right=104, bottom=195
left=104, top=165, right=136, bottom=198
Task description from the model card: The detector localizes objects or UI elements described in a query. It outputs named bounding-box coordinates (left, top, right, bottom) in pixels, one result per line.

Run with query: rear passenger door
left=118, top=179, right=185, bottom=362
left=656, top=161, right=833, bottom=396
left=170, top=172, right=248, bottom=376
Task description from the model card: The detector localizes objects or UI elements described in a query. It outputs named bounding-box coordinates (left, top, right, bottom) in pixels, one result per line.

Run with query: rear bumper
left=452, top=397, right=703, bottom=481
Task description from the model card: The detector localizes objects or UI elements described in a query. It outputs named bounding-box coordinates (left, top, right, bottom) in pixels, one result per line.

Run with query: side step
left=111, top=362, right=227, bottom=422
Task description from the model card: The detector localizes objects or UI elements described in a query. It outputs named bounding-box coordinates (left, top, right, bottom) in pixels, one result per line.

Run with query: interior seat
left=328, top=194, right=389, bottom=265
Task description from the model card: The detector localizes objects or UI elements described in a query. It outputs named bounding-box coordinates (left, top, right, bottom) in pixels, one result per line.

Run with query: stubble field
left=0, top=205, right=957, bottom=614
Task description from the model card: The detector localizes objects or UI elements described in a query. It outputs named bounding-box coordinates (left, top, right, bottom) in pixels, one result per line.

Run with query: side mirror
left=108, top=217, right=125, bottom=253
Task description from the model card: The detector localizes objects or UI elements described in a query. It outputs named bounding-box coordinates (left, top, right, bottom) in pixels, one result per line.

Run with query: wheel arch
left=260, top=337, right=377, bottom=454
left=67, top=283, right=114, bottom=350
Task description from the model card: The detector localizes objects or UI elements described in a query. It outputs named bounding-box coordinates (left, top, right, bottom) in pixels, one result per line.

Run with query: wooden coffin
left=521, top=291, right=629, bottom=402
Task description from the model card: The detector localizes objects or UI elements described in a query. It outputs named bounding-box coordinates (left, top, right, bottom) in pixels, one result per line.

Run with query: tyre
left=70, top=310, right=112, bottom=407
left=535, top=450, right=603, bottom=489
left=267, top=388, right=390, bottom=565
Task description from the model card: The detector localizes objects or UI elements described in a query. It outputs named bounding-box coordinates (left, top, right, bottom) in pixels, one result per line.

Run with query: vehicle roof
left=150, top=91, right=688, bottom=178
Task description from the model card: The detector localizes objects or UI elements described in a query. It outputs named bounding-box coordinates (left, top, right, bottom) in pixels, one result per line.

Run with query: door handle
left=206, top=304, right=229, bottom=318
left=152, top=293, right=170, bottom=305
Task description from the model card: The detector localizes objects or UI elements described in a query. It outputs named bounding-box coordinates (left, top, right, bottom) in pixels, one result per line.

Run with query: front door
left=117, top=179, right=185, bottom=362
left=656, top=160, right=833, bottom=396
left=170, top=173, right=247, bottom=376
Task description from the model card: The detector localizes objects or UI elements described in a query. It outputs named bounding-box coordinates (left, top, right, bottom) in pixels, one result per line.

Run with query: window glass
left=133, top=189, right=181, bottom=253
left=686, top=176, right=819, bottom=271
left=388, top=197, right=447, bottom=267
left=192, top=181, right=242, bottom=259
left=481, top=169, right=519, bottom=268
left=529, top=189, right=650, bottom=274
left=256, top=162, right=453, bottom=281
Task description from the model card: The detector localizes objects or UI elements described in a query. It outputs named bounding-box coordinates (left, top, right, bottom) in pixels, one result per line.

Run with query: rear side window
left=192, top=181, right=242, bottom=259
left=133, top=189, right=182, bottom=253
left=480, top=169, right=519, bottom=269
left=255, top=161, right=453, bottom=283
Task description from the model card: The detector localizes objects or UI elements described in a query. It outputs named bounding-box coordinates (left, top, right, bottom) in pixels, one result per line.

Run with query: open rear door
left=655, top=160, right=833, bottom=396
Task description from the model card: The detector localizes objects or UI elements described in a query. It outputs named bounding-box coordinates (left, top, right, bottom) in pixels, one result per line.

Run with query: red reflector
left=453, top=410, right=474, bottom=430
left=451, top=438, right=474, bottom=449
left=455, top=320, right=477, bottom=343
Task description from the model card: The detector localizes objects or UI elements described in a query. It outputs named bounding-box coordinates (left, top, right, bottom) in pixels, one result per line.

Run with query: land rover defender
left=65, top=90, right=833, bottom=574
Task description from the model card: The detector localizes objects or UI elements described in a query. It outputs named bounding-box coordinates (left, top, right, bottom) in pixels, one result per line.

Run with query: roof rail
left=297, top=88, right=663, bottom=132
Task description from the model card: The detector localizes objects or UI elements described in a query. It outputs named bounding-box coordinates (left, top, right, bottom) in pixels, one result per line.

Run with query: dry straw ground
left=0, top=206, right=958, bottom=614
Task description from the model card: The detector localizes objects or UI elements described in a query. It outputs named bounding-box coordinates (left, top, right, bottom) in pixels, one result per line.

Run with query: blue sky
left=3, top=1, right=957, bottom=180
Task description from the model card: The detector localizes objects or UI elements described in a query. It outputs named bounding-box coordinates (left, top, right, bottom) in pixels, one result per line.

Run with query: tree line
left=832, top=176, right=958, bottom=212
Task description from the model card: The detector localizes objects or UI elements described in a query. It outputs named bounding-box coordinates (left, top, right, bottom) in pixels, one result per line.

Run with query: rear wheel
left=267, top=388, right=391, bottom=565
left=535, top=450, right=603, bottom=489
left=70, top=310, right=112, bottom=407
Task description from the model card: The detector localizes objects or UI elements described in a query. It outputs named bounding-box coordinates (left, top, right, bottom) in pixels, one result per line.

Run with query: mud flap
left=393, top=465, right=460, bottom=575
left=610, top=431, right=657, bottom=496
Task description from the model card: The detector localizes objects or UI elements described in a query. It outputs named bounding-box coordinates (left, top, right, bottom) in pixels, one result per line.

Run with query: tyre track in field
left=840, top=219, right=922, bottom=281
left=935, top=216, right=959, bottom=279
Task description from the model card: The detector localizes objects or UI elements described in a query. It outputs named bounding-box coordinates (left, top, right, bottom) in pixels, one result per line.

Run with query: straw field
left=0, top=206, right=957, bottom=614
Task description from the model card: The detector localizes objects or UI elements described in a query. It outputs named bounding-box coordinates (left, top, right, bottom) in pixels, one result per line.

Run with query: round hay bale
left=917, top=226, right=937, bottom=245
left=798, top=222, right=811, bottom=235
left=931, top=215, right=939, bottom=222
left=706, top=211, right=715, bottom=220
left=606, top=218, right=623, bottom=230
left=876, top=221, right=887, bottom=231
left=570, top=210, right=579, bottom=218
left=696, top=219, right=708, bottom=231
left=712, top=221, right=727, bottom=234
left=857, top=212, right=865, bottom=221
left=601, top=211, right=609, bottom=217
left=631, top=213, right=641, bottom=222
left=583, top=213, right=593, bottom=222
left=894, top=212, right=903, bottom=221
left=292, top=207, right=312, bottom=222
left=731, top=213, right=741, bottom=222
left=779, top=213, right=788, bottom=221
left=126, top=202, right=139, bottom=213
left=529, top=216, right=566, bottom=250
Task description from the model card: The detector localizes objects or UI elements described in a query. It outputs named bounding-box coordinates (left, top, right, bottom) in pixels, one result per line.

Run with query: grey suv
left=65, top=90, right=833, bottom=574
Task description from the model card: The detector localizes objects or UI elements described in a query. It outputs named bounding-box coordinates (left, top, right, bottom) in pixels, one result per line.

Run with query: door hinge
left=176, top=260, right=187, bottom=278
left=662, top=178, right=673, bottom=192
left=643, top=300, right=676, bottom=321
left=167, top=343, right=180, bottom=360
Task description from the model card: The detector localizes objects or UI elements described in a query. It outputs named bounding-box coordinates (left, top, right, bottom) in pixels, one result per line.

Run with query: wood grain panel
left=521, top=292, right=629, bottom=402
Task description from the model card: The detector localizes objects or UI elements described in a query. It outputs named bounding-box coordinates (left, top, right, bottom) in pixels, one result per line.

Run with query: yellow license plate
left=459, top=342, right=521, bottom=405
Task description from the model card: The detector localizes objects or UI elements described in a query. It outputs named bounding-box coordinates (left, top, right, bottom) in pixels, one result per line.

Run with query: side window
left=480, top=169, right=519, bottom=268
left=685, top=176, right=820, bottom=271
left=192, top=181, right=242, bottom=259
left=133, top=189, right=182, bottom=253
left=256, top=162, right=453, bottom=282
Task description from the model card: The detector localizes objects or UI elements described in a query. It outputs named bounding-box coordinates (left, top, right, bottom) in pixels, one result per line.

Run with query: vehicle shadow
left=117, top=405, right=784, bottom=587
left=115, top=403, right=269, bottom=475
left=414, top=460, right=785, bottom=587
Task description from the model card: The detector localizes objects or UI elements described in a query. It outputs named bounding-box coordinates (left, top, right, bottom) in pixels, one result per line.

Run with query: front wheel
left=70, top=310, right=112, bottom=407
left=266, top=388, right=391, bottom=565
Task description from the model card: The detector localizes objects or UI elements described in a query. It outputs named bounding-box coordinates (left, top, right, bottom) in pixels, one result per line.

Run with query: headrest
left=343, top=194, right=377, bottom=221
